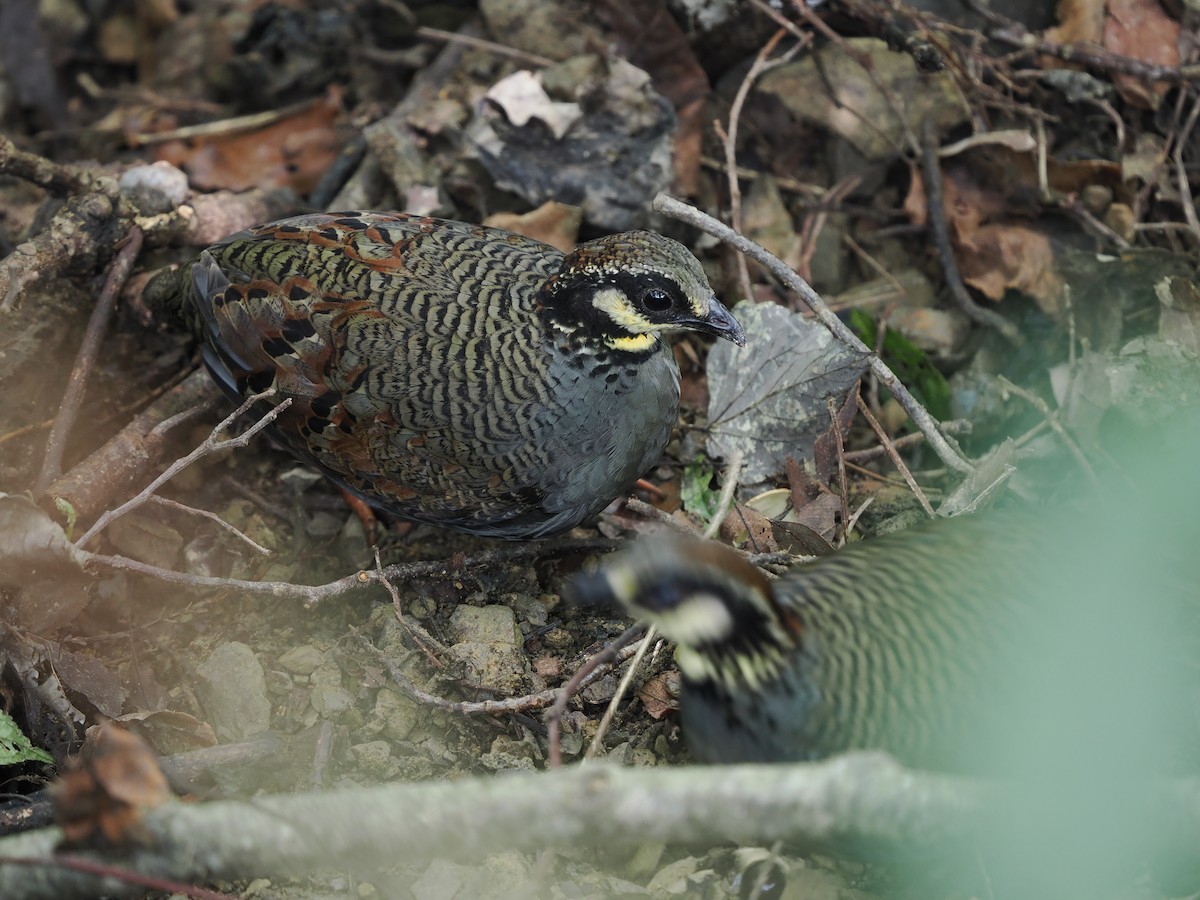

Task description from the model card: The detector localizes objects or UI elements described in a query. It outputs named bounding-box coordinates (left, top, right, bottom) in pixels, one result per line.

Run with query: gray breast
left=533, top=343, right=680, bottom=531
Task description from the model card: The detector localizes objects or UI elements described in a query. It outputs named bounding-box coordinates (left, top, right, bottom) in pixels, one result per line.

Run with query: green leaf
left=680, top=455, right=719, bottom=521
left=0, top=709, right=53, bottom=766
left=850, top=309, right=951, bottom=420
left=54, top=497, right=77, bottom=541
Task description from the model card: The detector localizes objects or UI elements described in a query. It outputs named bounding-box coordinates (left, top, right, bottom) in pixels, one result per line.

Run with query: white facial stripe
left=676, top=645, right=716, bottom=681
left=646, top=591, right=736, bottom=646
left=591, top=286, right=658, bottom=335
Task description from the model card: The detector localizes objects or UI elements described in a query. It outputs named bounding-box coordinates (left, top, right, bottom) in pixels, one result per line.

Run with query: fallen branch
left=42, top=370, right=220, bottom=524
left=36, top=226, right=144, bottom=492
left=0, top=753, right=994, bottom=900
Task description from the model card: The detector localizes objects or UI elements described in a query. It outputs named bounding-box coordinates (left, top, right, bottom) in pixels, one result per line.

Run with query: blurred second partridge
left=159, top=212, right=744, bottom=538
left=578, top=508, right=1199, bottom=773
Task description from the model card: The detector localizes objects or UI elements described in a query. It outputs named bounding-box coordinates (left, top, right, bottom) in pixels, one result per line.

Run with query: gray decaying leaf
left=706, top=301, right=870, bottom=483
left=468, top=56, right=676, bottom=231
left=0, top=493, right=93, bottom=632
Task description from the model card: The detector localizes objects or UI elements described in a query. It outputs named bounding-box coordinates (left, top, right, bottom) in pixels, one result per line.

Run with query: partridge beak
left=696, top=296, right=746, bottom=347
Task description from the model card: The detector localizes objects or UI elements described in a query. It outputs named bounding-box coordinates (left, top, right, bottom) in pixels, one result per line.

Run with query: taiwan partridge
left=164, top=212, right=744, bottom=537
left=577, top=509, right=1198, bottom=773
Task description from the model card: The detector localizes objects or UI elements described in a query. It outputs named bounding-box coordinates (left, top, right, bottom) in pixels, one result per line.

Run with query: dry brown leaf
left=719, top=502, right=777, bottom=550
left=637, top=672, right=680, bottom=720
left=958, top=223, right=1063, bottom=311
left=156, top=88, right=343, bottom=193
left=940, top=166, right=1009, bottom=243
left=790, top=491, right=842, bottom=541
left=1045, top=0, right=1106, bottom=45
left=646, top=476, right=682, bottom=514
left=484, top=201, right=582, bottom=254
left=812, top=391, right=859, bottom=486
left=1104, top=0, right=1179, bottom=110
left=55, top=723, right=171, bottom=849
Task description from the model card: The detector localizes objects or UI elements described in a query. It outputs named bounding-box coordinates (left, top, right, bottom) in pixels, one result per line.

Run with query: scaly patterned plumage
left=167, top=212, right=744, bottom=537
left=580, top=510, right=1200, bottom=772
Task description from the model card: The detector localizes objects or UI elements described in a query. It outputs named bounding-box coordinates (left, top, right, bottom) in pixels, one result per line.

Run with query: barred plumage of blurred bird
left=154, top=212, right=745, bottom=538
left=577, top=508, right=1200, bottom=773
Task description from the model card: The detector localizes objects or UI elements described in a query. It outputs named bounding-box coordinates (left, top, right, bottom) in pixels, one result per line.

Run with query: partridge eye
left=642, top=288, right=674, bottom=312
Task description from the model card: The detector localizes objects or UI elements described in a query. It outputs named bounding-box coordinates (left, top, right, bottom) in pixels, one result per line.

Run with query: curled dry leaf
left=55, top=723, right=172, bottom=849
left=637, top=672, right=680, bottom=720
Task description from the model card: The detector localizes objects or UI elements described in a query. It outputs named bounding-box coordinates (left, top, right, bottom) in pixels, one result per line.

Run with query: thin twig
left=587, top=451, right=746, bottom=757
left=857, top=387, right=936, bottom=518
left=74, top=391, right=292, bottom=549
left=374, top=546, right=450, bottom=670
left=35, top=226, right=143, bottom=491
left=719, top=28, right=801, bottom=300
left=795, top=172, right=863, bottom=283
left=997, top=376, right=1099, bottom=485
left=547, top=625, right=646, bottom=768
left=828, top=398, right=851, bottom=544
left=128, top=98, right=324, bottom=146
left=357, top=630, right=634, bottom=720
left=844, top=495, right=875, bottom=535
left=919, top=119, right=1023, bottom=345
left=622, top=497, right=703, bottom=535
left=703, top=449, right=744, bottom=540
left=147, top=496, right=272, bottom=557
left=0, top=133, right=96, bottom=195
left=790, top=0, right=920, bottom=154
left=653, top=192, right=974, bottom=474
left=414, top=24, right=555, bottom=68
left=84, top=537, right=623, bottom=607
left=0, top=854, right=235, bottom=900
left=699, top=156, right=826, bottom=199
left=585, top=627, right=658, bottom=761
left=1172, top=92, right=1200, bottom=246
left=843, top=419, right=972, bottom=462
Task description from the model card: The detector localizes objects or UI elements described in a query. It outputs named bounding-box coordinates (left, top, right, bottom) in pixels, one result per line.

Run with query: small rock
left=118, top=161, right=189, bottom=211
left=646, top=856, right=703, bottom=895
left=310, top=662, right=344, bottom=688
left=449, top=640, right=528, bottom=695
left=264, top=670, right=293, bottom=694
left=310, top=684, right=354, bottom=716
left=106, top=513, right=183, bottom=569
left=306, top=511, right=344, bottom=538
left=411, top=859, right=467, bottom=900
left=371, top=686, right=423, bottom=742
left=541, top=627, right=574, bottom=650
left=277, top=645, right=324, bottom=675
left=581, top=673, right=616, bottom=704
left=507, top=592, right=550, bottom=628
left=630, top=748, right=658, bottom=767
left=349, top=740, right=393, bottom=777
left=447, top=605, right=519, bottom=645
left=478, top=750, right=538, bottom=773
left=195, top=642, right=271, bottom=741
